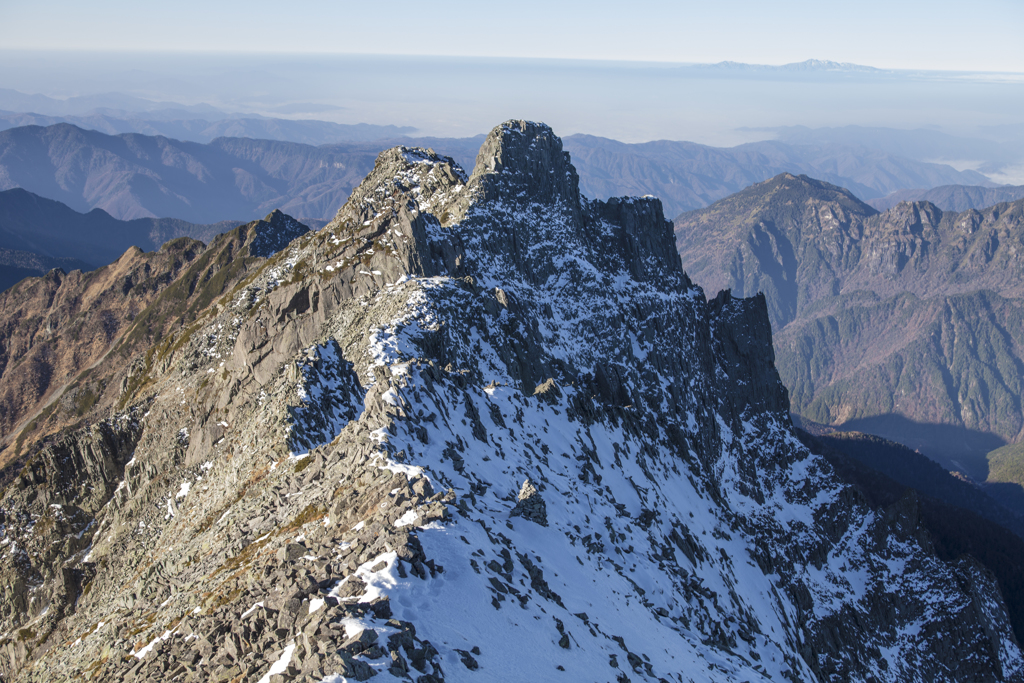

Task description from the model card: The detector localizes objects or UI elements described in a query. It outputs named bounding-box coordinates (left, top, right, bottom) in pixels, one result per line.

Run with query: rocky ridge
left=0, top=122, right=1020, bottom=682
left=0, top=209, right=309, bottom=472
left=0, top=239, right=206, bottom=464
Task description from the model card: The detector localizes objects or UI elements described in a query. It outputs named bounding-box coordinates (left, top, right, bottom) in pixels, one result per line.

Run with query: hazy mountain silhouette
left=0, top=123, right=993, bottom=225
left=0, top=187, right=242, bottom=289
left=869, top=184, right=1024, bottom=211
left=0, top=110, right=416, bottom=145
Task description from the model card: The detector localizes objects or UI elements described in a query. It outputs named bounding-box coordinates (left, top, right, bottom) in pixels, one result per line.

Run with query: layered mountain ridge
left=0, top=122, right=1020, bottom=682
left=0, top=110, right=416, bottom=146
left=0, top=187, right=247, bottom=282
left=0, top=247, right=91, bottom=293
left=869, top=184, right=1024, bottom=213
left=0, top=123, right=993, bottom=227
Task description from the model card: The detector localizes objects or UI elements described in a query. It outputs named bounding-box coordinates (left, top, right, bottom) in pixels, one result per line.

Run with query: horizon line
left=1, top=48, right=1021, bottom=76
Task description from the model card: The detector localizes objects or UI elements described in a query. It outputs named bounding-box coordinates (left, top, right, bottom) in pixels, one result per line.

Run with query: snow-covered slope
left=0, top=121, right=1020, bottom=682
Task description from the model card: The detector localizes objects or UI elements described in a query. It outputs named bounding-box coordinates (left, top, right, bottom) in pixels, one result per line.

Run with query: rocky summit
left=0, top=121, right=1021, bottom=682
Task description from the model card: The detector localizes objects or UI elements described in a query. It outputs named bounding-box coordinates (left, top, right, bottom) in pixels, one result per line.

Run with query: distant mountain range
left=0, top=248, right=91, bottom=293
left=0, top=123, right=995, bottom=225
left=0, top=88, right=230, bottom=119
left=0, top=187, right=331, bottom=292
left=869, top=184, right=1024, bottom=211
left=763, top=125, right=1020, bottom=163
left=562, top=134, right=994, bottom=217
left=0, top=111, right=417, bottom=146
left=0, top=124, right=388, bottom=223
left=674, top=173, right=1024, bottom=478
left=0, top=87, right=418, bottom=145
left=760, top=125, right=1024, bottom=189
left=698, top=59, right=882, bottom=73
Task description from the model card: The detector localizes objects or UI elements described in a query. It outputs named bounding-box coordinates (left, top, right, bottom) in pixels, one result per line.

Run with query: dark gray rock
left=340, top=627, right=378, bottom=654
left=248, top=210, right=311, bottom=259
left=277, top=543, right=306, bottom=563
left=510, top=479, right=548, bottom=526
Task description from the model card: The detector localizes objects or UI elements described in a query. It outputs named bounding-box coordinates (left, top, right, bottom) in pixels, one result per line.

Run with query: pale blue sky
left=2, top=0, right=1022, bottom=72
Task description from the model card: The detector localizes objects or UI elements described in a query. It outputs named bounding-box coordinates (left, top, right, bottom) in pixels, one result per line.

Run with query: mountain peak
left=701, top=59, right=881, bottom=73
left=319, top=122, right=682, bottom=294
left=737, top=172, right=878, bottom=214
left=675, top=173, right=880, bottom=326
left=781, top=58, right=880, bottom=72
left=451, top=122, right=682, bottom=292
left=468, top=120, right=581, bottom=207
left=247, top=210, right=311, bottom=258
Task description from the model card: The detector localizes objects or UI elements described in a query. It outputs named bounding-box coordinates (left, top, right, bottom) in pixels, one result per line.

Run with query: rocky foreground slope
left=0, top=121, right=1021, bottom=682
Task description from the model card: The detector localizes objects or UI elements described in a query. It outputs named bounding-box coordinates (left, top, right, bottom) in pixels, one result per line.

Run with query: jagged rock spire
left=468, top=120, right=583, bottom=209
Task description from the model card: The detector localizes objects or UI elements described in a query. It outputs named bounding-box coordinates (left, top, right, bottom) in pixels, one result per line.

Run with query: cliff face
left=674, top=174, right=1024, bottom=472
left=0, top=122, right=1020, bottom=683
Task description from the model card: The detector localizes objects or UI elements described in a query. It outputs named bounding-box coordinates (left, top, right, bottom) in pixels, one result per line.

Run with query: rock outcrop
left=509, top=479, right=547, bottom=526
left=0, top=121, right=1020, bottom=683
